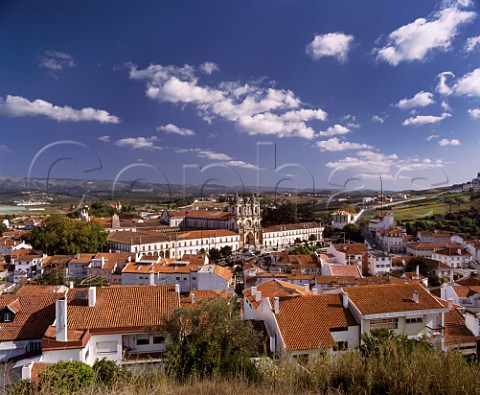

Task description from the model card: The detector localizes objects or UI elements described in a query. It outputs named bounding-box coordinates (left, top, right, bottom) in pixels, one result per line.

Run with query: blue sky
left=1, top=0, right=480, bottom=191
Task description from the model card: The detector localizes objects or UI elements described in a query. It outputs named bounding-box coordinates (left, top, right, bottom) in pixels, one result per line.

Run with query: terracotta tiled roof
left=213, top=265, right=233, bottom=282
left=456, top=275, right=480, bottom=287
left=407, top=243, right=446, bottom=250
left=69, top=254, right=95, bottom=265
left=0, top=293, right=64, bottom=341
left=186, top=210, right=230, bottom=220
left=243, top=279, right=310, bottom=308
left=328, top=264, right=362, bottom=278
left=16, top=285, right=66, bottom=296
left=275, top=294, right=358, bottom=351
left=332, top=243, right=368, bottom=255
left=433, top=247, right=471, bottom=257
left=182, top=290, right=231, bottom=305
left=181, top=254, right=208, bottom=265
left=444, top=308, right=477, bottom=346
left=62, top=286, right=179, bottom=332
left=344, top=283, right=445, bottom=315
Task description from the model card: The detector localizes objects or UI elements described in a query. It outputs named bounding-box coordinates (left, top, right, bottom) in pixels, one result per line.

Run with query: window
left=153, top=335, right=165, bottom=344
left=333, top=341, right=348, bottom=351
left=96, top=341, right=117, bottom=354
left=136, top=336, right=150, bottom=345
left=406, top=317, right=422, bottom=324
left=370, top=318, right=398, bottom=330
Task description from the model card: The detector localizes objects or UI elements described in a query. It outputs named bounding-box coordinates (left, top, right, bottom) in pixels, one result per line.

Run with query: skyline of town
left=1, top=0, right=480, bottom=191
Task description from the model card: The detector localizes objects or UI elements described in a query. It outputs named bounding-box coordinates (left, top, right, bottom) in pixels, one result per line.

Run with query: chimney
left=458, top=248, right=462, bottom=256
left=191, top=292, right=195, bottom=304
left=415, top=264, right=420, bottom=278
left=69, top=281, right=74, bottom=289
left=88, top=287, right=96, bottom=307
left=251, top=286, right=257, bottom=298
left=342, top=292, right=349, bottom=309
left=255, top=290, right=262, bottom=302
left=304, top=284, right=310, bottom=292
left=447, top=298, right=453, bottom=309
left=273, top=297, right=280, bottom=314
left=412, top=290, right=419, bottom=304
left=101, top=256, right=105, bottom=267
left=175, top=284, right=181, bottom=306
left=312, top=288, right=318, bottom=295
left=149, top=270, right=155, bottom=286
left=55, top=293, right=68, bottom=342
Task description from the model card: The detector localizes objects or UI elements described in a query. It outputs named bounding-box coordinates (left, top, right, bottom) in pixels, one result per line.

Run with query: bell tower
left=229, top=193, right=262, bottom=248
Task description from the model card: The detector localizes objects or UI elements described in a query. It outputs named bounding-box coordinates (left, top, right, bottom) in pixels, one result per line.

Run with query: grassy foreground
left=10, top=337, right=480, bottom=395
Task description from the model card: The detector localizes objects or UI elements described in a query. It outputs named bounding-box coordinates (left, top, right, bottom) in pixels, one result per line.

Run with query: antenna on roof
left=379, top=172, right=383, bottom=216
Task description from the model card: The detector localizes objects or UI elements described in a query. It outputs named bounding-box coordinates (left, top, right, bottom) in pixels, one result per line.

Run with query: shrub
left=38, top=360, right=94, bottom=394
left=93, top=358, right=131, bottom=387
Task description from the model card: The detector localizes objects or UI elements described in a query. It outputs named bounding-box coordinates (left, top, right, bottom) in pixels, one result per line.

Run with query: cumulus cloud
left=318, top=124, right=350, bottom=137
left=395, top=91, right=434, bottom=110
left=465, top=35, right=480, bottom=52
left=39, top=50, right=76, bottom=71
left=402, top=112, right=451, bottom=126
left=98, top=135, right=111, bottom=142
left=315, top=138, right=373, bottom=152
left=176, top=148, right=259, bottom=169
left=439, top=138, right=461, bottom=146
left=454, top=68, right=480, bottom=96
left=128, top=62, right=327, bottom=139
left=427, top=133, right=440, bottom=141
left=0, top=95, right=120, bottom=123
left=376, top=4, right=476, bottom=65
left=306, top=32, right=354, bottom=62
left=372, top=115, right=386, bottom=123
left=200, top=62, right=219, bottom=74
left=325, top=150, right=446, bottom=183
left=468, top=108, right=480, bottom=119
left=436, top=71, right=455, bottom=95
left=115, top=136, right=160, bottom=149
left=157, top=123, right=195, bottom=136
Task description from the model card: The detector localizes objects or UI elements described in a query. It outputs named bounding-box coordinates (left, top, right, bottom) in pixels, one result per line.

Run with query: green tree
left=208, top=247, right=222, bottom=261
left=405, top=257, right=434, bottom=277
left=220, top=245, right=233, bottom=258
left=0, top=222, right=8, bottom=235
left=164, top=297, right=260, bottom=381
left=24, top=215, right=107, bottom=255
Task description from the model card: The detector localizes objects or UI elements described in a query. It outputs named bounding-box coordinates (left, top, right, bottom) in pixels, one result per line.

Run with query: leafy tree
left=343, top=223, right=363, bottom=243
left=220, top=245, right=233, bottom=258
left=38, top=361, right=94, bottom=394
left=0, top=222, right=8, bottom=235
left=339, top=204, right=357, bottom=214
left=405, top=257, right=435, bottom=277
left=208, top=247, right=222, bottom=261
left=24, top=215, right=107, bottom=255
left=164, top=297, right=261, bottom=381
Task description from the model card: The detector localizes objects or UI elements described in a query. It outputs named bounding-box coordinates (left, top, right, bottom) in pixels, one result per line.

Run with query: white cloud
left=115, top=136, right=160, bottom=149
left=315, top=138, right=373, bottom=152
left=325, top=150, right=446, bottom=182
left=157, top=123, right=195, bottom=136
left=39, top=50, right=76, bottom=71
left=0, top=95, right=120, bottom=123
left=128, top=62, right=327, bottom=139
left=376, top=4, right=476, bottom=65
left=441, top=100, right=451, bottom=111
left=98, top=135, right=111, bottom=142
left=197, top=149, right=232, bottom=161
left=439, top=138, right=461, bottom=146
left=306, top=32, right=354, bottom=63
left=465, top=35, right=480, bottom=52
left=468, top=108, right=480, bottom=119
left=395, top=91, right=434, bottom=110
left=0, top=145, right=12, bottom=152
left=427, top=133, right=440, bottom=141
left=318, top=124, right=350, bottom=137
left=436, top=71, right=455, bottom=95
left=222, top=160, right=259, bottom=170
left=402, top=112, right=451, bottom=126
left=372, top=115, right=386, bottom=123
left=200, top=62, right=219, bottom=75
left=454, top=68, right=480, bottom=96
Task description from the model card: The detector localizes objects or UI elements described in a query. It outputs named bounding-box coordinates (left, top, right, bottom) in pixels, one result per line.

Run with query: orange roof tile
left=344, top=283, right=445, bottom=315
left=276, top=294, right=358, bottom=351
